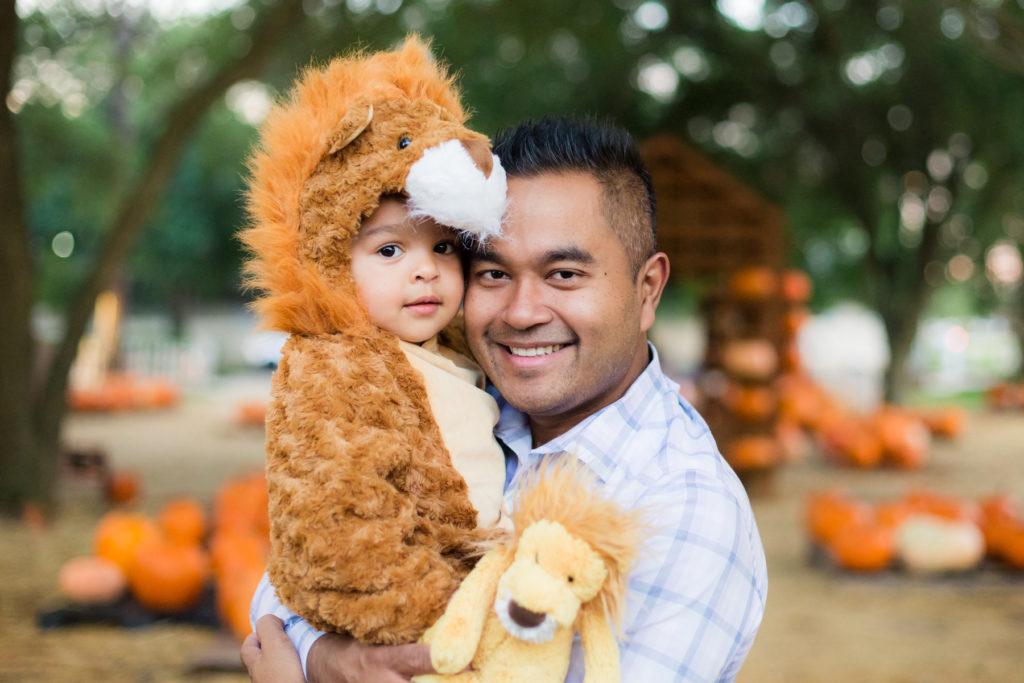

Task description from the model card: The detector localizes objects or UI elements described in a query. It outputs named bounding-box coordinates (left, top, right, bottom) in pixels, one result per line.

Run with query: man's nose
left=502, top=279, right=552, bottom=329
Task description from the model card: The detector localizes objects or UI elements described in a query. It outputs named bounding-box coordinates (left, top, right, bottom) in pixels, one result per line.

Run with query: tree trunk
left=0, top=0, right=44, bottom=513
left=0, top=0, right=307, bottom=515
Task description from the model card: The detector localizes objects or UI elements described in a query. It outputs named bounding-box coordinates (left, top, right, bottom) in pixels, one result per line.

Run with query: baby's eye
left=434, top=241, right=456, bottom=255
left=378, top=244, right=402, bottom=258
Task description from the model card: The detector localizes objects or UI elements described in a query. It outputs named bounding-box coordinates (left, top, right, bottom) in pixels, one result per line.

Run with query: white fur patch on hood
left=405, top=139, right=507, bottom=242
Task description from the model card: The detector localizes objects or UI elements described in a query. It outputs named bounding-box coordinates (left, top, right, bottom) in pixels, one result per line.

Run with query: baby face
left=350, top=197, right=465, bottom=343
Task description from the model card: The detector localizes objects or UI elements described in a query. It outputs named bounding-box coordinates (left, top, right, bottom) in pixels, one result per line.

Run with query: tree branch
left=34, top=0, right=307, bottom=429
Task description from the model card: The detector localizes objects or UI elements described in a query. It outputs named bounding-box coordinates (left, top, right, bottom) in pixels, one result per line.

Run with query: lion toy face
left=494, top=520, right=609, bottom=644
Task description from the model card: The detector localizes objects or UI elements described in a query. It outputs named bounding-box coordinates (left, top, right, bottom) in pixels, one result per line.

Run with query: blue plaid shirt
left=252, top=344, right=767, bottom=682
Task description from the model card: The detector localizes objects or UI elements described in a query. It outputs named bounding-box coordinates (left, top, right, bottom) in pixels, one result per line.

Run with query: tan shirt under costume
left=399, top=337, right=508, bottom=529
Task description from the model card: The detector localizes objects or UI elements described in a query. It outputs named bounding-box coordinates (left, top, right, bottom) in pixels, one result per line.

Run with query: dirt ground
left=2, top=373, right=1024, bottom=682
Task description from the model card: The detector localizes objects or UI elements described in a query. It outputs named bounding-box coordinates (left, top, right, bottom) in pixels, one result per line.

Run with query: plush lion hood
left=241, top=36, right=506, bottom=337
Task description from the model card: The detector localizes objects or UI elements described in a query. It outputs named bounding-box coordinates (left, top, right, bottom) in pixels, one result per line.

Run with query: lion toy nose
left=507, top=599, right=547, bottom=628
left=460, top=138, right=494, bottom=179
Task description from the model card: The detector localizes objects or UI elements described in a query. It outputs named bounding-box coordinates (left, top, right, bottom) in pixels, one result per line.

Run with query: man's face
left=465, top=172, right=661, bottom=439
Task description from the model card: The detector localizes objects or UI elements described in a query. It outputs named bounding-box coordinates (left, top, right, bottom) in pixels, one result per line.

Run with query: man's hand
left=241, top=615, right=304, bottom=683
left=307, top=631, right=436, bottom=683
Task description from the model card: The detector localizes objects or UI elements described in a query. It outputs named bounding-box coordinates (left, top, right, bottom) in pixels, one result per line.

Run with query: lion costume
left=240, top=37, right=508, bottom=644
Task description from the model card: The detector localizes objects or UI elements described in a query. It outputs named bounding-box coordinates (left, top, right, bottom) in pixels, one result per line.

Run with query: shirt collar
left=495, top=343, right=676, bottom=482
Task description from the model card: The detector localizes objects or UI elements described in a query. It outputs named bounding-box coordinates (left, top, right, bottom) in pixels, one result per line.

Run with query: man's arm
left=247, top=573, right=437, bottom=682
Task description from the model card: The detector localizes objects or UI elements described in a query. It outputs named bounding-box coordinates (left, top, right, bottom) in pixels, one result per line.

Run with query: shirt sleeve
left=616, top=472, right=767, bottom=682
left=250, top=572, right=326, bottom=680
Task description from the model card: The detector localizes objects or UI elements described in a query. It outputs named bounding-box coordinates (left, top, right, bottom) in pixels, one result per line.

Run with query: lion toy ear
left=326, top=97, right=374, bottom=155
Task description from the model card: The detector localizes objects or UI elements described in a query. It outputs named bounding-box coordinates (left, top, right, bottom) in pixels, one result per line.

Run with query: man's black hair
left=491, top=117, right=657, bottom=275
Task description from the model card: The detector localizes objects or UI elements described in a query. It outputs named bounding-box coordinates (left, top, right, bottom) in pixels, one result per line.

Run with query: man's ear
left=326, top=97, right=374, bottom=155
left=637, top=252, right=670, bottom=333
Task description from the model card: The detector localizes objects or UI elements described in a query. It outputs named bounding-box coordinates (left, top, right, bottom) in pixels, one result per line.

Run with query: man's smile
left=506, top=344, right=567, bottom=358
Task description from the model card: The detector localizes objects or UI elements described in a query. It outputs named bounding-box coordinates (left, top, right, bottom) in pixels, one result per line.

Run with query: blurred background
left=2, top=0, right=1024, bottom=680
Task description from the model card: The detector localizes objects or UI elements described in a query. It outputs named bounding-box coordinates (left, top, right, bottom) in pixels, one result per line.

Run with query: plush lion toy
left=415, top=459, right=647, bottom=683
left=240, top=37, right=507, bottom=644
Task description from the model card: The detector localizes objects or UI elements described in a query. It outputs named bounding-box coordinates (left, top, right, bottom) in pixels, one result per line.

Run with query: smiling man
left=244, top=118, right=767, bottom=683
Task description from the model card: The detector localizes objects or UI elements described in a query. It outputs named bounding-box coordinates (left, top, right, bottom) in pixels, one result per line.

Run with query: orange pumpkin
left=58, top=556, right=128, bottom=604
left=214, top=474, right=269, bottom=537
left=903, top=491, right=980, bottom=525
left=776, top=420, right=811, bottom=462
left=721, top=339, right=779, bottom=381
left=93, top=512, right=161, bottom=573
left=209, top=531, right=269, bottom=584
left=236, top=401, right=268, bottom=427
left=782, top=307, right=810, bottom=336
left=724, top=436, right=779, bottom=470
left=216, top=563, right=265, bottom=640
left=916, top=406, right=967, bottom=439
left=723, top=384, right=778, bottom=421
left=159, top=498, right=207, bottom=546
left=805, top=491, right=870, bottom=546
left=828, top=521, right=895, bottom=572
left=874, top=499, right=916, bottom=530
left=780, top=269, right=813, bottom=302
left=978, top=494, right=1021, bottom=558
left=105, top=470, right=141, bottom=505
left=727, top=266, right=778, bottom=300
left=821, top=418, right=883, bottom=468
left=872, top=408, right=930, bottom=469
left=1000, top=524, right=1024, bottom=569
left=128, top=539, right=209, bottom=612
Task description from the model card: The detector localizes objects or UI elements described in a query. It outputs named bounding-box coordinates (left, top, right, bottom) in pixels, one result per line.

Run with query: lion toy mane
left=240, top=36, right=507, bottom=644
left=415, top=459, right=647, bottom=683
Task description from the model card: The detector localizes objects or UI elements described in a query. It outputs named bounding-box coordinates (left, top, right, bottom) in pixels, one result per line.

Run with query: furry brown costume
left=240, top=37, right=506, bottom=644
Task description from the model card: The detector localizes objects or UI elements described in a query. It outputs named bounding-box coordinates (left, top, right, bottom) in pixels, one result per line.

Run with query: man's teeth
left=508, top=345, right=564, bottom=357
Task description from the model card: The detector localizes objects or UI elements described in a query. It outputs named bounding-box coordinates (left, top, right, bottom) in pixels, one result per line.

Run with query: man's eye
left=551, top=270, right=577, bottom=280
left=378, top=244, right=402, bottom=258
left=435, top=241, right=456, bottom=255
left=479, top=269, right=508, bottom=281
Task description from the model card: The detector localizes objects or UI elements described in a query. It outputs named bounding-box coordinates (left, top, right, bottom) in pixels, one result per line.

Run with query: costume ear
left=326, top=97, right=374, bottom=155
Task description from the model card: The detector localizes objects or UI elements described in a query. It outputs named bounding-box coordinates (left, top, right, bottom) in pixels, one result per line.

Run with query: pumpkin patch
left=806, top=489, right=1024, bottom=575
left=63, top=473, right=269, bottom=639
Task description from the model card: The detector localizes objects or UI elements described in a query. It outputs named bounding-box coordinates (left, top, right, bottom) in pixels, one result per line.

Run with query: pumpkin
left=820, top=418, right=883, bottom=468
left=128, top=538, right=209, bottom=612
left=828, top=521, right=894, bottom=572
left=1000, top=524, right=1024, bottom=569
left=776, top=420, right=811, bottom=462
left=93, top=512, right=161, bottom=573
left=978, top=494, right=1021, bottom=558
left=723, top=384, right=778, bottom=421
left=721, top=339, right=779, bottom=381
left=216, top=563, right=266, bottom=640
left=159, top=498, right=207, bottom=546
left=903, top=491, right=980, bottom=525
left=724, top=436, right=779, bottom=470
left=236, top=400, right=268, bottom=427
left=727, top=266, right=778, bottom=300
left=209, top=530, right=269, bottom=584
left=985, top=382, right=1020, bottom=410
left=780, top=269, right=813, bottom=302
left=783, top=307, right=809, bottom=336
left=872, top=408, right=930, bottom=468
left=874, top=499, right=916, bottom=530
left=105, top=470, right=141, bottom=505
left=58, top=556, right=128, bottom=604
left=805, top=491, right=870, bottom=546
left=916, top=406, right=967, bottom=439
left=214, top=474, right=269, bottom=537
left=896, top=517, right=985, bottom=573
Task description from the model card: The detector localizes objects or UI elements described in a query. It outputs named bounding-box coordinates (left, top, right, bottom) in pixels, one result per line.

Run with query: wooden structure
left=640, top=134, right=788, bottom=491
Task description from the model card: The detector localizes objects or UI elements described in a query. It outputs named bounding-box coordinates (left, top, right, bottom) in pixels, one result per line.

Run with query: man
left=243, top=117, right=767, bottom=682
